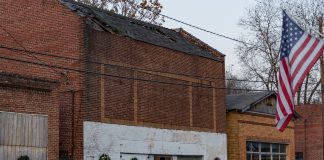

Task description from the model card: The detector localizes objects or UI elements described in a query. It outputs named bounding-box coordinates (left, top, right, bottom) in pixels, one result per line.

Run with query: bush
left=99, top=154, right=111, bottom=160
left=17, top=155, right=29, bottom=160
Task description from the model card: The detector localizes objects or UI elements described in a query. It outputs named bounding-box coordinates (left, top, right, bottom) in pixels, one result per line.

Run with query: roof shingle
left=60, top=0, right=224, bottom=61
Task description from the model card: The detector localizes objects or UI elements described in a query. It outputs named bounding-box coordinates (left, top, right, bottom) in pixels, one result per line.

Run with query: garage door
left=0, top=112, right=48, bottom=160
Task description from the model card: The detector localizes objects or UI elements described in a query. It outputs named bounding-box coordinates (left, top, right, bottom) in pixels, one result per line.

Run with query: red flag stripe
left=276, top=98, right=285, bottom=119
left=276, top=11, right=324, bottom=132
left=289, top=34, right=312, bottom=65
left=292, top=40, right=324, bottom=93
left=279, top=59, right=294, bottom=111
left=277, top=92, right=289, bottom=116
left=277, top=114, right=292, bottom=132
left=291, top=39, right=319, bottom=80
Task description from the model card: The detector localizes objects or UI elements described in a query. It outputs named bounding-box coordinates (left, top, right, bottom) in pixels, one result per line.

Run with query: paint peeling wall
left=84, top=121, right=227, bottom=160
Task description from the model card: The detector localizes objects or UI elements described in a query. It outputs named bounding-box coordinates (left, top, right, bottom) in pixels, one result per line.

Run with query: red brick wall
left=88, top=29, right=226, bottom=132
left=295, top=105, right=323, bottom=160
left=0, top=0, right=86, bottom=159
left=0, top=1, right=227, bottom=160
left=0, top=87, right=59, bottom=159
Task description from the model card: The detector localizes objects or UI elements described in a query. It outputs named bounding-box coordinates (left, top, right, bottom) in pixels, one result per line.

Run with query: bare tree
left=236, top=0, right=324, bottom=104
left=75, top=0, right=164, bottom=25
left=226, top=67, right=252, bottom=95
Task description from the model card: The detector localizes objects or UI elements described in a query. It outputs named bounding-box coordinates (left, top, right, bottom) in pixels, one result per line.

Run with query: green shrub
left=99, top=154, right=111, bottom=160
left=17, top=155, right=29, bottom=160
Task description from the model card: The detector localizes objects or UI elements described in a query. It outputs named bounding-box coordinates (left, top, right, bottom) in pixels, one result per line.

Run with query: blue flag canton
left=280, top=11, right=304, bottom=59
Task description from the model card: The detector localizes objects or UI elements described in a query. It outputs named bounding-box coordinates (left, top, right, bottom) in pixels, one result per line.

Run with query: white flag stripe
left=276, top=11, right=324, bottom=132
left=279, top=63, right=294, bottom=108
left=276, top=115, right=288, bottom=130
left=278, top=58, right=293, bottom=113
left=279, top=60, right=292, bottom=97
left=277, top=103, right=284, bottom=118
left=292, top=39, right=323, bottom=89
left=278, top=91, right=292, bottom=115
left=290, top=37, right=316, bottom=72
left=277, top=77, right=292, bottom=115
left=288, top=33, right=308, bottom=61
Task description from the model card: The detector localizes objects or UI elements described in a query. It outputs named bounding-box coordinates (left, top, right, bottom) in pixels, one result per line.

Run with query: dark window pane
left=295, top=152, right=303, bottom=160
left=272, top=155, right=279, bottom=160
left=252, top=142, right=259, bottom=152
left=252, top=154, right=259, bottom=160
left=261, top=154, right=271, bottom=160
left=261, top=143, right=270, bottom=152
left=272, top=144, right=279, bottom=153
left=246, top=154, right=252, bottom=160
left=247, top=142, right=252, bottom=152
left=177, top=156, right=202, bottom=160
left=279, top=144, right=286, bottom=153
left=280, top=155, right=286, bottom=160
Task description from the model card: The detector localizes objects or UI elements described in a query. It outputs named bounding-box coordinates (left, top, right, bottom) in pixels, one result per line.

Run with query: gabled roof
left=226, top=91, right=276, bottom=112
left=60, top=0, right=223, bottom=62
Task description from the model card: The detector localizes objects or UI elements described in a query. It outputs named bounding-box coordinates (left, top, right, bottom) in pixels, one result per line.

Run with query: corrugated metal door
left=0, top=112, right=48, bottom=160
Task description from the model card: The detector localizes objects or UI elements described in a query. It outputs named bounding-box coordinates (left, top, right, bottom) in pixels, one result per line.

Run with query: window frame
left=246, top=141, right=287, bottom=160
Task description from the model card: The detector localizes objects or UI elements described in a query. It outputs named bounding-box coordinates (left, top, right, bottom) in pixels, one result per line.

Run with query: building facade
left=295, top=105, right=323, bottom=160
left=226, top=91, right=295, bottom=160
left=0, top=0, right=227, bottom=159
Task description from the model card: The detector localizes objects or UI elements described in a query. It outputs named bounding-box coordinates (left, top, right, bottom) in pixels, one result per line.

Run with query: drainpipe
left=304, top=119, right=307, bottom=160
left=71, top=90, right=76, bottom=160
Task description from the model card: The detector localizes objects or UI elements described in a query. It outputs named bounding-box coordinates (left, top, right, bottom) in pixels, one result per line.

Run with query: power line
left=161, top=14, right=255, bottom=46
left=0, top=25, right=63, bottom=75
left=1, top=44, right=321, bottom=86
left=0, top=54, right=274, bottom=91
left=1, top=54, right=323, bottom=93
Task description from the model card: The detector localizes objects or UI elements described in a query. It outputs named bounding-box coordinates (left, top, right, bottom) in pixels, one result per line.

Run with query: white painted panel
left=84, top=122, right=227, bottom=160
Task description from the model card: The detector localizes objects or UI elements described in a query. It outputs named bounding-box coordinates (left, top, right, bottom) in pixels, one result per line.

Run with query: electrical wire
left=0, top=25, right=63, bottom=75
left=1, top=44, right=321, bottom=87
left=1, top=44, right=321, bottom=86
left=1, top=54, right=323, bottom=93
left=0, top=2, right=321, bottom=92
left=0, top=54, right=278, bottom=91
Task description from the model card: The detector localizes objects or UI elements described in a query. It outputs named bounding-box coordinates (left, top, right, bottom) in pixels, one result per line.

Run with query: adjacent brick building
left=0, top=0, right=227, bottom=159
left=295, top=105, right=323, bottom=160
left=226, top=91, right=295, bottom=160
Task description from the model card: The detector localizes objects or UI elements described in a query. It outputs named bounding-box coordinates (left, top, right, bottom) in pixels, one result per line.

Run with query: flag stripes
left=275, top=10, right=324, bottom=131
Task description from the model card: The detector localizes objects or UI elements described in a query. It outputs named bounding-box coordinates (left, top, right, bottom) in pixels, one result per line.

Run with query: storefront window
left=246, top=141, right=287, bottom=160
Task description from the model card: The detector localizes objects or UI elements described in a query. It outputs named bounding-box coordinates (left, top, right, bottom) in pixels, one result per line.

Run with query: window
left=295, top=152, right=303, bottom=160
left=154, top=156, right=172, bottom=160
left=246, top=141, right=287, bottom=160
left=177, top=156, right=203, bottom=160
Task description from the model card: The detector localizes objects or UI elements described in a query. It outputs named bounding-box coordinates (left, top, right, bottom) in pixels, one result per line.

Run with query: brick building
left=226, top=91, right=295, bottom=160
left=295, top=105, right=323, bottom=160
left=0, top=0, right=227, bottom=159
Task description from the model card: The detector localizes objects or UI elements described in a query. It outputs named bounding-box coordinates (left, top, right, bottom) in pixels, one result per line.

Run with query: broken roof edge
left=226, top=91, right=277, bottom=113
left=243, top=91, right=276, bottom=112
left=174, top=28, right=225, bottom=57
left=59, top=0, right=224, bottom=62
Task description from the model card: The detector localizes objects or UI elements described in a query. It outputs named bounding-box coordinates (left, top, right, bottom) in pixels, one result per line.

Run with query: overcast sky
left=159, top=0, right=256, bottom=72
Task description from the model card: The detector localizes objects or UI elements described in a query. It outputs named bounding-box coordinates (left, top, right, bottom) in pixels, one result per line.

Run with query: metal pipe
left=71, top=90, right=76, bottom=160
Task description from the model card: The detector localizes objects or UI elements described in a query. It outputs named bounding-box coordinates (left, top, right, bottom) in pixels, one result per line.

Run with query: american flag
left=276, top=11, right=324, bottom=131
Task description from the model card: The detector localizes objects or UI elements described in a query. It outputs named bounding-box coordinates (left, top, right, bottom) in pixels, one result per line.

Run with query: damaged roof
left=226, top=91, right=276, bottom=113
left=59, top=0, right=223, bottom=61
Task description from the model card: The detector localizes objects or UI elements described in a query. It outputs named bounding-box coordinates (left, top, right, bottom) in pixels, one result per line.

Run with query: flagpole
left=319, top=15, right=324, bottom=160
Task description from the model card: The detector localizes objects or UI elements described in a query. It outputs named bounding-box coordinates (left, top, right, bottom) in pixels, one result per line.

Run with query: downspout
left=304, top=119, right=307, bottom=160
left=71, top=90, right=76, bottom=160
